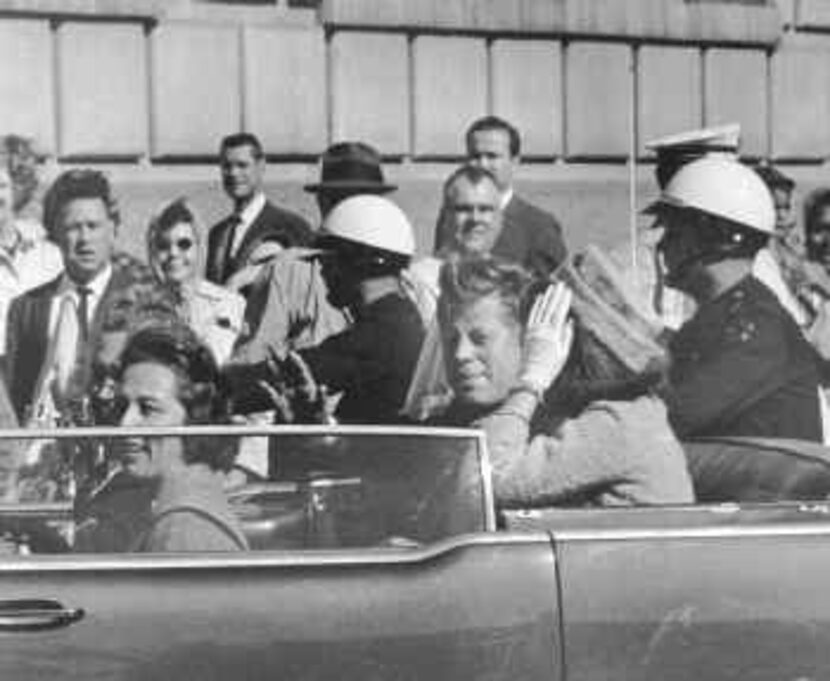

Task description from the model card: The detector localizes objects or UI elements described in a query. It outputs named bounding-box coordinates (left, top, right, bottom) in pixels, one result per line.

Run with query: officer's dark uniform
left=299, top=291, right=425, bottom=424
left=667, top=275, right=822, bottom=441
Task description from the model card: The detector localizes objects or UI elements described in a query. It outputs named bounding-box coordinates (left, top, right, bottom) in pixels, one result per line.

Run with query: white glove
left=517, top=282, right=574, bottom=398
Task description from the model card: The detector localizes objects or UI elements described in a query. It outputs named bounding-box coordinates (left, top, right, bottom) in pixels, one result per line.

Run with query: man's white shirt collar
left=58, top=263, right=112, bottom=299
left=50, top=263, right=113, bottom=336
left=499, top=188, right=514, bottom=210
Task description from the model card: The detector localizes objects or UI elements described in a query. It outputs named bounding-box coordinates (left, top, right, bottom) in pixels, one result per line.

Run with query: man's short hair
left=438, top=254, right=536, bottom=327
left=219, top=132, right=264, bottom=160
left=442, top=164, right=499, bottom=202
left=465, top=116, right=521, bottom=158
left=42, top=168, right=119, bottom=240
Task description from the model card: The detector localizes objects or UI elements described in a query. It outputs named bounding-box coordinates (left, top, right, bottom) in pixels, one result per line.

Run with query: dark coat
left=205, top=200, right=313, bottom=285
left=667, top=275, right=823, bottom=442
left=433, top=193, right=568, bottom=277
left=495, top=194, right=568, bottom=278
left=5, top=263, right=137, bottom=422
left=298, top=292, right=425, bottom=424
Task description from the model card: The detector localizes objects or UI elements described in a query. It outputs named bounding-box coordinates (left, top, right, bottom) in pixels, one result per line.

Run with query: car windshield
left=0, top=425, right=493, bottom=555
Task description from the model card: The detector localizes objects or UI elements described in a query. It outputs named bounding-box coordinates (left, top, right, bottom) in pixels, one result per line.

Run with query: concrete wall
left=5, top=0, right=830, bottom=261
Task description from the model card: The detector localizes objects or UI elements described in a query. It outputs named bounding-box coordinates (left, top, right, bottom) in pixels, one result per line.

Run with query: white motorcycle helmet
left=320, top=194, right=415, bottom=262
left=645, top=157, right=775, bottom=235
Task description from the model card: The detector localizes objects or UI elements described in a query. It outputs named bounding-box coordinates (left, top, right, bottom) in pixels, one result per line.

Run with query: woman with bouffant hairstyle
left=114, top=322, right=247, bottom=552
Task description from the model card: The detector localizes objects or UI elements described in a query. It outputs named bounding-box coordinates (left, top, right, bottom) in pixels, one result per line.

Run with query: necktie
left=76, top=286, right=91, bottom=343
left=52, top=293, right=80, bottom=396
left=224, top=214, right=243, bottom=281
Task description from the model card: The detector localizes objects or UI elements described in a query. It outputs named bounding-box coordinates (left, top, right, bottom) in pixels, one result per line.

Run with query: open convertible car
left=0, top=424, right=829, bottom=680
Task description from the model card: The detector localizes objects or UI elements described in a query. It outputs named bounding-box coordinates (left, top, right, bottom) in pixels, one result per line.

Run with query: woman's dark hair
left=544, top=325, right=667, bottom=419
left=118, top=323, right=235, bottom=471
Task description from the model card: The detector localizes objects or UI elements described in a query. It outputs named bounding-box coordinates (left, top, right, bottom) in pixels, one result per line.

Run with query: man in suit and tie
left=4, top=169, right=142, bottom=423
left=206, top=132, right=313, bottom=288
left=433, top=116, right=567, bottom=277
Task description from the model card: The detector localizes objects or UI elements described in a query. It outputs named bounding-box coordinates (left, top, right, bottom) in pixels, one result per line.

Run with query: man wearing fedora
left=228, top=141, right=397, bottom=368
left=304, top=141, right=397, bottom=219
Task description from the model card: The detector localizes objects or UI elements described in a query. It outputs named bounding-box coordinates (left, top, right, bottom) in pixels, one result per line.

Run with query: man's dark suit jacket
left=206, top=200, right=313, bottom=285
left=5, top=263, right=136, bottom=422
left=434, top=193, right=568, bottom=278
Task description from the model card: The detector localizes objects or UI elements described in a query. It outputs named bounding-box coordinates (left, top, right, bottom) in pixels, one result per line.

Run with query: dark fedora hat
left=304, top=141, right=397, bottom=194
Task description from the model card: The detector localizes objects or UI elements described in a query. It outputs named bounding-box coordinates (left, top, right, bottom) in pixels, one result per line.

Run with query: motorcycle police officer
left=646, top=157, right=823, bottom=442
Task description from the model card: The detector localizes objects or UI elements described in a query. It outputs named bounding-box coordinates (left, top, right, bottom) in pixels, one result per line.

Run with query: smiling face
left=440, top=293, right=523, bottom=408
left=56, top=197, right=116, bottom=284
left=115, top=361, right=187, bottom=480
left=220, top=144, right=264, bottom=205
left=446, top=176, right=503, bottom=256
left=152, top=221, right=198, bottom=285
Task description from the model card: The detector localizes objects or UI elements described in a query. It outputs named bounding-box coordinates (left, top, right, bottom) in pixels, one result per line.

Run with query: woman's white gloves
left=517, top=282, right=574, bottom=399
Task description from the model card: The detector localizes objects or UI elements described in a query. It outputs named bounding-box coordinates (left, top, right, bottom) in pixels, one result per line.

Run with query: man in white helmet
left=229, top=195, right=425, bottom=424
left=646, top=156, right=822, bottom=442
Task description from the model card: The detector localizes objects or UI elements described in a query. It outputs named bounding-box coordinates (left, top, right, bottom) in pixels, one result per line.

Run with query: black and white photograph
left=0, top=0, right=829, bottom=678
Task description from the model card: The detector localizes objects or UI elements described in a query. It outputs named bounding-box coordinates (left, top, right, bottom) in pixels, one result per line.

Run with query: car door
left=0, top=425, right=564, bottom=681
left=0, top=536, right=563, bottom=680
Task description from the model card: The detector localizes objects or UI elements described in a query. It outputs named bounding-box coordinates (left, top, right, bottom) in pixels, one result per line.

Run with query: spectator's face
left=0, top=170, right=12, bottom=232
left=808, top=205, right=830, bottom=267
left=772, top=187, right=795, bottom=238
left=441, top=293, right=522, bottom=408
left=446, top=177, right=503, bottom=255
left=57, top=197, right=116, bottom=284
left=467, top=129, right=516, bottom=193
left=221, top=144, right=264, bottom=203
left=153, top=221, right=198, bottom=285
left=115, top=361, right=186, bottom=480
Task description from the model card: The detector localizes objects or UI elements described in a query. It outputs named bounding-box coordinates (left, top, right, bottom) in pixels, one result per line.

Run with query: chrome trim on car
left=554, top=522, right=830, bottom=543
left=0, top=424, right=487, bottom=440
left=0, top=532, right=552, bottom=572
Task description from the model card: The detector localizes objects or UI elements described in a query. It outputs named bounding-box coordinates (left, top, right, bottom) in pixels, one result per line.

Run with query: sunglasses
left=156, top=237, right=194, bottom=253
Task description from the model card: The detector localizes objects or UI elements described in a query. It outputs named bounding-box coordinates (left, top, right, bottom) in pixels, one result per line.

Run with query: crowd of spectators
left=1, top=114, right=829, bottom=552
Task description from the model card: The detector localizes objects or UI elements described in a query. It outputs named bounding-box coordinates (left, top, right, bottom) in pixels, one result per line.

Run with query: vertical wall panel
left=243, top=26, right=326, bottom=155
left=151, top=22, right=240, bottom=157
left=771, top=36, right=830, bottom=159
left=638, top=45, right=702, bottom=155
left=331, top=31, right=410, bottom=155
left=797, top=0, right=830, bottom=30
left=0, top=20, right=55, bottom=152
left=491, top=39, right=562, bottom=158
left=566, top=42, right=631, bottom=158
left=704, top=48, right=768, bottom=157
left=412, top=36, right=487, bottom=157
left=57, top=22, right=148, bottom=158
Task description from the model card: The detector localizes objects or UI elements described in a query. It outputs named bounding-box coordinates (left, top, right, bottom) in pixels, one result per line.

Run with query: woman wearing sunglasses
left=147, top=198, right=245, bottom=366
